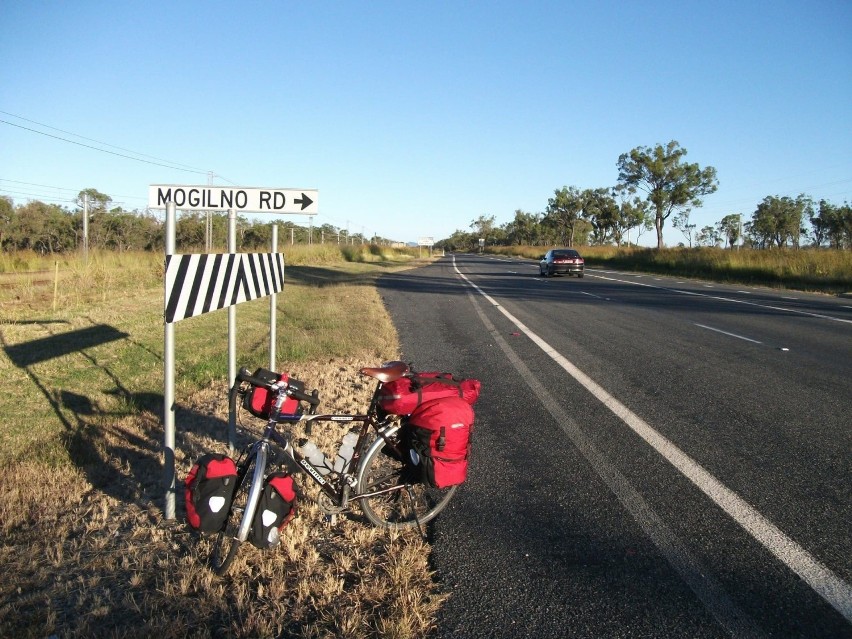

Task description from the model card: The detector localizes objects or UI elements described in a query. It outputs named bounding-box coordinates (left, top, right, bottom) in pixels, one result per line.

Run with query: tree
left=0, top=196, right=12, bottom=247
left=470, top=215, right=497, bottom=246
left=545, top=186, right=585, bottom=246
left=811, top=200, right=851, bottom=249
left=504, top=210, right=542, bottom=245
left=76, top=188, right=112, bottom=212
left=673, top=210, right=697, bottom=247
left=613, top=187, right=652, bottom=246
left=717, top=214, right=742, bottom=248
left=616, top=140, right=718, bottom=249
left=748, top=194, right=812, bottom=248
left=582, top=188, right=619, bottom=245
left=695, top=225, right=721, bottom=247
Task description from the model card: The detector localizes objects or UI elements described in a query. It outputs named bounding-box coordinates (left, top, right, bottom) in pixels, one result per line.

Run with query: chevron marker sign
left=164, top=253, right=285, bottom=323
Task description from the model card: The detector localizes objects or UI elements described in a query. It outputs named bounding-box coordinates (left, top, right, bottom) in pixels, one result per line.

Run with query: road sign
left=418, top=236, right=434, bottom=246
left=148, top=185, right=318, bottom=214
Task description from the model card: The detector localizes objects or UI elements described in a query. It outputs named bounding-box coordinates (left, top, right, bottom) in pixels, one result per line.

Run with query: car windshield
left=552, top=251, right=579, bottom=258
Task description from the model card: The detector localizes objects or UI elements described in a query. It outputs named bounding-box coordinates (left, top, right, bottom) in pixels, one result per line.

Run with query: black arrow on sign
left=295, top=193, right=313, bottom=210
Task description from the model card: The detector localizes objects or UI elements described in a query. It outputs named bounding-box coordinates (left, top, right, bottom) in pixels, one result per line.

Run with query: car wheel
left=578, top=273, right=584, bottom=278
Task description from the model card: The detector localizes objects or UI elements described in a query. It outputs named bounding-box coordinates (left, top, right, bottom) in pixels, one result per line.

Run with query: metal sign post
left=163, top=201, right=177, bottom=520
left=270, top=224, right=278, bottom=372
left=155, top=185, right=317, bottom=520
left=227, top=209, right=237, bottom=448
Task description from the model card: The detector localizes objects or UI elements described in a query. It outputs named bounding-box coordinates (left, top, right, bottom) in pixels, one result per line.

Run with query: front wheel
left=357, top=432, right=457, bottom=529
left=209, top=453, right=260, bottom=575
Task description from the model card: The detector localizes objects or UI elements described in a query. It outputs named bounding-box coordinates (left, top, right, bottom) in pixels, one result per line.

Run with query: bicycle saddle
left=359, top=361, right=410, bottom=382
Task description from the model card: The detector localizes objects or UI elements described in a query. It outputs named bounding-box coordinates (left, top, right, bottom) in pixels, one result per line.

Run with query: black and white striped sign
left=164, top=253, right=285, bottom=323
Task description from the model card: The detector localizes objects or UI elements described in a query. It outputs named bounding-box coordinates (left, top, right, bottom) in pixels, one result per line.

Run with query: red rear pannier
left=378, top=372, right=480, bottom=416
left=242, top=368, right=303, bottom=418
left=406, top=397, right=475, bottom=489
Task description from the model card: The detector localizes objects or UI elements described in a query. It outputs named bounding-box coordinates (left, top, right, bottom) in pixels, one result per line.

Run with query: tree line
left=436, top=141, right=851, bottom=251
left=0, top=188, right=386, bottom=254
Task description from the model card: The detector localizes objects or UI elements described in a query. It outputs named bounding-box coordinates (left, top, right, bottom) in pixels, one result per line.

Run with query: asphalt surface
left=376, top=253, right=852, bottom=639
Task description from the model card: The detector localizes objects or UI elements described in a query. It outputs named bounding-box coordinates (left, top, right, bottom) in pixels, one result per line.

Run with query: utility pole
left=206, top=171, right=214, bottom=251
left=83, top=194, right=89, bottom=266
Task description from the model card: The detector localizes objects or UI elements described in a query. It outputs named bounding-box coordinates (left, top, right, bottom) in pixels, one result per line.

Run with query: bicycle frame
left=228, top=371, right=404, bottom=513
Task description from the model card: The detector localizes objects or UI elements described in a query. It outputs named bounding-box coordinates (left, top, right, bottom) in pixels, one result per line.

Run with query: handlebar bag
left=185, top=453, right=238, bottom=533
left=406, top=397, right=475, bottom=489
left=242, top=367, right=304, bottom=418
left=250, top=472, right=298, bottom=549
left=378, top=372, right=481, bottom=416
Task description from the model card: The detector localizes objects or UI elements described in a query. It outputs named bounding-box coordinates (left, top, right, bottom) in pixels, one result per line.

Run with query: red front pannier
left=406, top=397, right=475, bottom=489
left=185, top=453, right=238, bottom=533
left=242, top=368, right=304, bottom=418
left=378, top=372, right=480, bottom=416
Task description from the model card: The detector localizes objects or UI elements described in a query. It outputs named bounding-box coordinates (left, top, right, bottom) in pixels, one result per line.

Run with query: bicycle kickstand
left=404, top=485, right=427, bottom=542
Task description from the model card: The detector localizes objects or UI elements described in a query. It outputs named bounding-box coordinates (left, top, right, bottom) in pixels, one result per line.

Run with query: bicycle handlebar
left=236, top=367, right=321, bottom=407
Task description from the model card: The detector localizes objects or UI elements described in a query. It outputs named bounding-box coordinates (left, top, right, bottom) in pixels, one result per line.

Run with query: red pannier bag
left=378, top=372, right=481, bottom=416
left=242, top=368, right=304, bottom=418
left=250, top=472, right=298, bottom=549
left=185, top=453, right=238, bottom=533
left=406, top=397, right=475, bottom=489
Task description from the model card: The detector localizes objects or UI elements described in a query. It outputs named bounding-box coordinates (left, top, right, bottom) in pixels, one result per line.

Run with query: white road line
left=782, top=296, right=798, bottom=300
left=591, top=273, right=852, bottom=325
left=466, top=289, right=761, bottom=637
left=581, top=291, right=603, bottom=299
left=453, top=256, right=852, bottom=624
left=694, top=323, right=763, bottom=344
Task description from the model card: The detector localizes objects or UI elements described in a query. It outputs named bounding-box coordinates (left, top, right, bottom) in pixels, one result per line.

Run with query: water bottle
left=333, top=429, right=359, bottom=473
left=297, top=439, right=331, bottom=475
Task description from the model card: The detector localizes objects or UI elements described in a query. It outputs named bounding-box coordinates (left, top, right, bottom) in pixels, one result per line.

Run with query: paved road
left=377, top=253, right=852, bottom=639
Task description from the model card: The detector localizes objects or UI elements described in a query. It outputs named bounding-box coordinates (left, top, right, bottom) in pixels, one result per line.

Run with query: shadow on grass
left=1, top=322, right=230, bottom=511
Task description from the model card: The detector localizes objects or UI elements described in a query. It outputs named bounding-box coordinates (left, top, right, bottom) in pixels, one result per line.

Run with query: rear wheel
left=357, top=433, right=457, bottom=529
left=209, top=454, right=258, bottom=575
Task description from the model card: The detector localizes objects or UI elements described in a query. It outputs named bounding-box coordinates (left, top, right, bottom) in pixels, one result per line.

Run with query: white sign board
left=148, top=184, right=318, bottom=214
left=418, top=236, right=434, bottom=246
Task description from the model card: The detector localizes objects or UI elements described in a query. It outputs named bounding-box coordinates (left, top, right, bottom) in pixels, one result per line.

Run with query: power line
left=0, top=110, right=210, bottom=174
left=0, top=178, right=147, bottom=201
left=0, top=118, right=210, bottom=174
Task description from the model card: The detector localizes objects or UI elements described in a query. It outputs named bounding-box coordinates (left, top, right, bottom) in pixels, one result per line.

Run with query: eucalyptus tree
left=617, top=141, right=718, bottom=249
left=545, top=186, right=585, bottom=246
left=75, top=188, right=112, bottom=212
left=717, top=214, right=742, bottom=248
left=470, top=214, right=498, bottom=246
left=673, top=210, right=697, bottom=247
left=749, top=194, right=813, bottom=248
left=505, top=210, right=542, bottom=245
left=811, top=200, right=851, bottom=249
left=695, top=225, right=722, bottom=247
left=582, top=188, right=619, bottom=245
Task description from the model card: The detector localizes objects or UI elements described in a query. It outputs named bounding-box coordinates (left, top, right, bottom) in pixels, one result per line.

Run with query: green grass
left=0, top=247, right=444, bottom=638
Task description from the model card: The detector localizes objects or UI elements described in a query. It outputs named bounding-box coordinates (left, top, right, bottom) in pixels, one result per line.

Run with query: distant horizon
left=2, top=1, right=849, bottom=248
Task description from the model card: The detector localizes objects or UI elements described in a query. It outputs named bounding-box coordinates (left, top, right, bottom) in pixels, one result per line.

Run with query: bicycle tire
left=356, top=432, right=457, bottom=529
left=210, top=452, right=262, bottom=575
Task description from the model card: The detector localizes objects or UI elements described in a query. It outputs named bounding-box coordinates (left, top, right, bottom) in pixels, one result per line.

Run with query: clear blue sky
left=1, top=1, right=850, bottom=246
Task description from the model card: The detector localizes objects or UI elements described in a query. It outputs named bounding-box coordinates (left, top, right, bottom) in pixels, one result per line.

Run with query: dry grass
left=487, top=245, right=852, bottom=293
left=0, top=250, right=446, bottom=638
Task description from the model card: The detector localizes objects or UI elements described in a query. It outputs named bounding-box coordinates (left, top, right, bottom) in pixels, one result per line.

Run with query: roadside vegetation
left=0, top=245, right=442, bottom=638
left=486, top=245, right=852, bottom=294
